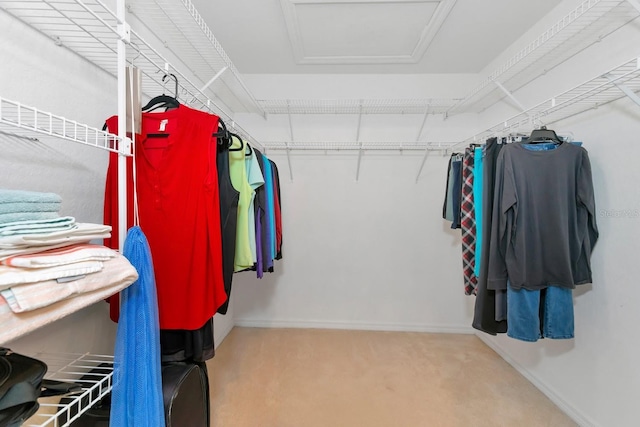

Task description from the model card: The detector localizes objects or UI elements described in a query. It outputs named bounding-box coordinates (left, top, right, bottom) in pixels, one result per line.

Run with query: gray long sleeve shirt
left=487, top=142, right=598, bottom=291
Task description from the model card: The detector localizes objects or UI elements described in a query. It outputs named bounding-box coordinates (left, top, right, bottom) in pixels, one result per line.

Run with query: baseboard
left=214, top=317, right=235, bottom=349
left=233, top=318, right=474, bottom=334
left=475, top=334, right=598, bottom=427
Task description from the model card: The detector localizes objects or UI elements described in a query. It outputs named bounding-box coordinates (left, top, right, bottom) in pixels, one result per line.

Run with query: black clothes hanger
left=526, top=126, right=562, bottom=144
left=245, top=142, right=253, bottom=156
left=228, top=132, right=244, bottom=152
left=214, top=119, right=232, bottom=147
left=141, top=73, right=180, bottom=113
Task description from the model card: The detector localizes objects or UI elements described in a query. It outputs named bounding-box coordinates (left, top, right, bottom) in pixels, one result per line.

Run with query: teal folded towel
left=0, top=216, right=76, bottom=237
left=0, top=212, right=60, bottom=225
left=0, top=202, right=61, bottom=215
left=0, top=189, right=62, bottom=204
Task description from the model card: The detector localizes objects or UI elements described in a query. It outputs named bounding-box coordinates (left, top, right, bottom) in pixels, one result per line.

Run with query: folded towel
left=0, top=216, right=76, bottom=237
left=0, top=222, right=111, bottom=251
left=0, top=189, right=62, bottom=204
left=0, top=212, right=60, bottom=225
left=0, top=260, right=104, bottom=289
left=2, top=243, right=117, bottom=268
left=0, top=202, right=61, bottom=215
left=0, top=256, right=137, bottom=337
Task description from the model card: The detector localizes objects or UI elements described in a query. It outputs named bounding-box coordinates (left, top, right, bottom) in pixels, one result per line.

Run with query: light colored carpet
left=207, top=327, right=577, bottom=427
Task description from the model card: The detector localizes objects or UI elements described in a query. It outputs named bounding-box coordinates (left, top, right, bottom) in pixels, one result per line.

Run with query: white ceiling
left=192, top=0, right=564, bottom=74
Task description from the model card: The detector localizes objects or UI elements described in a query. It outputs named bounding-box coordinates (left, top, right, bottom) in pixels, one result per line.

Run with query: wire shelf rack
left=258, top=99, right=460, bottom=115
left=0, top=0, right=122, bottom=75
left=457, top=56, right=640, bottom=147
left=23, top=353, right=114, bottom=427
left=0, top=97, right=127, bottom=154
left=0, top=0, right=264, bottom=150
left=127, top=0, right=265, bottom=116
left=448, top=0, right=639, bottom=115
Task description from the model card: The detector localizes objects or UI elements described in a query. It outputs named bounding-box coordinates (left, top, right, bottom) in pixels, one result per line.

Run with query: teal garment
left=473, top=147, right=484, bottom=277
left=262, top=153, right=276, bottom=269
left=522, top=141, right=582, bottom=151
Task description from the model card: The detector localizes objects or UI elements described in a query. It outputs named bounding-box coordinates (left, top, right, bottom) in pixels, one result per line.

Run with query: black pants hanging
left=472, top=137, right=508, bottom=335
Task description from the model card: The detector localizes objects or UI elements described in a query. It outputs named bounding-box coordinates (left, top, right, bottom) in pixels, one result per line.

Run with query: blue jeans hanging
left=507, top=283, right=574, bottom=342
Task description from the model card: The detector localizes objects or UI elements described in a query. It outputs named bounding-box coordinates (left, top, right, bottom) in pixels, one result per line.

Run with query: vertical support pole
left=286, top=101, right=295, bottom=181
left=355, top=102, right=364, bottom=181
left=117, top=0, right=129, bottom=252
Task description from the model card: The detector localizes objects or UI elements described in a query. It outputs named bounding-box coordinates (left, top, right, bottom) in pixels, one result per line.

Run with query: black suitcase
left=67, top=361, right=210, bottom=427
left=162, top=362, right=210, bottom=427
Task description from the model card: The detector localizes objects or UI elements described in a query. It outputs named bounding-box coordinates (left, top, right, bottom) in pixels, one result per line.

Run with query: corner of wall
left=475, top=333, right=599, bottom=427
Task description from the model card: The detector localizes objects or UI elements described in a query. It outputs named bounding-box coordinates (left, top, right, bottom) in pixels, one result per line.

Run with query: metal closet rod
left=125, top=38, right=265, bottom=151
left=260, top=143, right=456, bottom=151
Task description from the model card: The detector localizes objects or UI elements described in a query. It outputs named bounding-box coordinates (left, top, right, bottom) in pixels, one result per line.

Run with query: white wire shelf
left=0, top=97, right=128, bottom=154
left=457, top=56, right=640, bottom=147
left=0, top=0, right=122, bottom=76
left=0, top=0, right=264, bottom=150
left=127, top=0, right=265, bottom=116
left=127, top=30, right=265, bottom=150
left=24, top=353, right=113, bottom=427
left=448, top=0, right=639, bottom=115
left=262, top=141, right=456, bottom=151
left=258, top=99, right=460, bottom=115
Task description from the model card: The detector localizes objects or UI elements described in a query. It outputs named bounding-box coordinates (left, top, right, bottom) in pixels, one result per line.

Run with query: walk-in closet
left=0, top=0, right=638, bottom=426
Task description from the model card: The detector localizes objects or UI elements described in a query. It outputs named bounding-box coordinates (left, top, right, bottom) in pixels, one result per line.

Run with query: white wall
left=232, top=150, right=475, bottom=332
left=230, top=72, right=480, bottom=332
left=0, top=10, right=118, bottom=354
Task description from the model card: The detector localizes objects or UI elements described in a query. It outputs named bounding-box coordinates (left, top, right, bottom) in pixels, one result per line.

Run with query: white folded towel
left=0, top=222, right=111, bottom=249
left=1, top=243, right=117, bottom=268
left=0, top=260, right=104, bottom=289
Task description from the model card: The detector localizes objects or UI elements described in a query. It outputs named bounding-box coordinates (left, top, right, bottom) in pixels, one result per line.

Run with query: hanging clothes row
left=102, top=78, right=283, bottom=362
left=443, top=128, right=599, bottom=342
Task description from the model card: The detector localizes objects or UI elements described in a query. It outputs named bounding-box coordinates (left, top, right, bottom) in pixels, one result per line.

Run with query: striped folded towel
left=0, top=216, right=76, bottom=237
left=1, top=243, right=117, bottom=268
left=0, top=254, right=137, bottom=314
left=0, top=189, right=62, bottom=204
left=0, top=202, right=61, bottom=215
left=0, top=260, right=104, bottom=289
left=0, top=222, right=111, bottom=252
left=0, top=212, right=60, bottom=225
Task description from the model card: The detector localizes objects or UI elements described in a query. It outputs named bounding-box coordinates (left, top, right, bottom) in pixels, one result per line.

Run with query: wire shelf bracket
left=447, top=0, right=640, bottom=115
left=604, top=69, right=640, bottom=107
left=453, top=56, right=640, bottom=149
left=286, top=102, right=295, bottom=182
